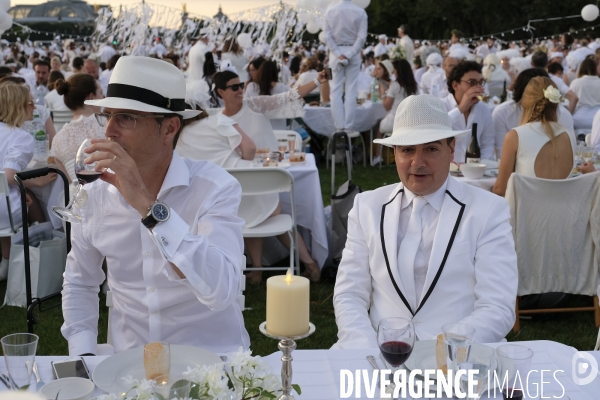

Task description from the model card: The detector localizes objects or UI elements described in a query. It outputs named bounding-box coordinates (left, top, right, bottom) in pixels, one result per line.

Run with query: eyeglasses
left=461, top=79, right=486, bottom=87
left=94, top=112, right=165, bottom=129
left=225, top=82, right=245, bottom=92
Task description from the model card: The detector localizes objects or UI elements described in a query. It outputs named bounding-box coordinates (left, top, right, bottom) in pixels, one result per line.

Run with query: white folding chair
left=325, top=130, right=366, bottom=168
left=51, top=110, right=74, bottom=132
left=226, top=168, right=300, bottom=276
left=0, top=171, right=21, bottom=240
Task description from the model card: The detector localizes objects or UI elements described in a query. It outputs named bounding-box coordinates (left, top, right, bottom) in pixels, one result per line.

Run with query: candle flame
left=285, top=268, right=292, bottom=282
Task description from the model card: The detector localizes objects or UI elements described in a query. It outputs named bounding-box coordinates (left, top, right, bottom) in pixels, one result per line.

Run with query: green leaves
left=292, top=384, right=302, bottom=395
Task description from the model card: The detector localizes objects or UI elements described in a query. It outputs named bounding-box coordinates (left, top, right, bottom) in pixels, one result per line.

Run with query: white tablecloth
left=2, top=341, right=597, bottom=399
left=302, top=102, right=388, bottom=136
left=263, top=154, right=328, bottom=268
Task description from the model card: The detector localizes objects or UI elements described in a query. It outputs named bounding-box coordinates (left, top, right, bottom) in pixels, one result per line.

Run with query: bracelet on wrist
left=313, top=77, right=322, bottom=87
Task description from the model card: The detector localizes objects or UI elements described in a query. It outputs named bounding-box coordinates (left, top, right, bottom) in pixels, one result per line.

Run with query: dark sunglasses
left=225, top=82, right=245, bottom=91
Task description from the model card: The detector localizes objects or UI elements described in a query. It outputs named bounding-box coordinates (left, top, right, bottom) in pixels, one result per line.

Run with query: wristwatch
left=141, top=200, right=170, bottom=229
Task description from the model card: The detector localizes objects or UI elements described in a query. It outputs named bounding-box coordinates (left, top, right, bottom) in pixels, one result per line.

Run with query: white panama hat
left=374, top=94, right=470, bottom=147
left=85, top=56, right=200, bottom=119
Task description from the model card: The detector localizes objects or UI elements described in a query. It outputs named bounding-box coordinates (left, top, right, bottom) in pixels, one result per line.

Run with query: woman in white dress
left=569, top=57, right=600, bottom=131
left=221, top=38, right=248, bottom=83
left=0, top=83, right=52, bottom=279
left=209, top=69, right=326, bottom=283
left=292, top=57, right=319, bottom=96
left=244, top=60, right=292, bottom=130
left=44, top=70, right=69, bottom=111
left=371, top=59, right=418, bottom=165
left=493, top=77, right=594, bottom=196
left=52, top=74, right=105, bottom=183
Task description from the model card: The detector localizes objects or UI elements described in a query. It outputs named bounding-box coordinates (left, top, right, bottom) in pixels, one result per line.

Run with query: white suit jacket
left=333, top=176, right=517, bottom=349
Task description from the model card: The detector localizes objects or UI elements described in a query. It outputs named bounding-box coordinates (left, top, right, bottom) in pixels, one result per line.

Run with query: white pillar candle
left=266, top=269, right=310, bottom=337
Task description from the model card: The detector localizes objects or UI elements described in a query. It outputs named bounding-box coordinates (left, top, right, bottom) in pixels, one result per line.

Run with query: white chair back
left=0, top=171, right=19, bottom=235
left=227, top=168, right=293, bottom=196
left=51, top=110, right=74, bottom=132
left=273, top=130, right=302, bottom=151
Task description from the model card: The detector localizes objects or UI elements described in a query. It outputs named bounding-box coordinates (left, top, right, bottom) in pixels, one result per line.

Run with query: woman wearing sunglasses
left=176, top=70, right=326, bottom=284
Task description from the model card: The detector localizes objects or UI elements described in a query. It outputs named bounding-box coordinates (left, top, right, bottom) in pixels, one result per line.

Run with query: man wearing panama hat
left=333, top=94, right=517, bottom=348
left=61, top=56, right=249, bottom=355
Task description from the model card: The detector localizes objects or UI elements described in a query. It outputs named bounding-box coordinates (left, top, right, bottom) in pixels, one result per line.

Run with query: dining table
left=301, top=101, right=388, bottom=138
left=261, top=153, right=329, bottom=269
left=2, top=340, right=598, bottom=399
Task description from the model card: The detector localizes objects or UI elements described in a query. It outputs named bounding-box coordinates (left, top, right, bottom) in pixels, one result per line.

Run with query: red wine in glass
left=76, top=170, right=103, bottom=184
left=379, top=340, right=413, bottom=367
left=503, top=388, right=524, bottom=400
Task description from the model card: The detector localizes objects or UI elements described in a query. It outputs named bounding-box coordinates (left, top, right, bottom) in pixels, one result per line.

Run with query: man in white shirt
left=187, top=32, right=210, bottom=81
left=97, top=40, right=117, bottom=64
left=374, top=35, right=388, bottom=58
left=475, top=37, right=498, bottom=59
left=333, top=95, right=517, bottom=348
left=323, top=0, right=368, bottom=131
left=397, top=25, right=414, bottom=67
left=441, top=60, right=495, bottom=162
left=61, top=56, right=249, bottom=356
left=531, top=51, right=578, bottom=114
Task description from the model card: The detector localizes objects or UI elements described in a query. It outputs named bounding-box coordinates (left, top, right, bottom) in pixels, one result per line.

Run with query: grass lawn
left=0, top=164, right=598, bottom=355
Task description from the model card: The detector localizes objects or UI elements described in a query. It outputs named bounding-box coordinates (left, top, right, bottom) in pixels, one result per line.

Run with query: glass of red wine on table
left=377, top=317, right=415, bottom=395
left=51, top=138, right=103, bottom=223
left=496, top=344, right=533, bottom=400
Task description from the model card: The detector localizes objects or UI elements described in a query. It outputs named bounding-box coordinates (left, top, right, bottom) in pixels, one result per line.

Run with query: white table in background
left=302, top=101, right=388, bottom=137
left=263, top=153, right=328, bottom=268
left=2, top=340, right=597, bottom=399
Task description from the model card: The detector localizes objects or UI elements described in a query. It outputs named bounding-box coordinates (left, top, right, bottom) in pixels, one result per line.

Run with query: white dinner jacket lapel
left=379, top=178, right=466, bottom=317
left=379, top=184, right=416, bottom=314
left=415, top=177, right=466, bottom=314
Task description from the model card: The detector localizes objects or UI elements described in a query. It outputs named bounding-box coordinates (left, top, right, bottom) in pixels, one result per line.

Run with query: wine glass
left=582, top=145, right=594, bottom=163
left=51, top=139, right=102, bottom=223
left=377, top=317, right=415, bottom=395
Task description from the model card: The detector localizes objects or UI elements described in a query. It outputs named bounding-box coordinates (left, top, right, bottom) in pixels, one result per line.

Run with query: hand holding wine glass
left=51, top=138, right=103, bottom=222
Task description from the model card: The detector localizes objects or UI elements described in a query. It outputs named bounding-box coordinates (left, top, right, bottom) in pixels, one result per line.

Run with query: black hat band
left=106, top=83, right=185, bottom=112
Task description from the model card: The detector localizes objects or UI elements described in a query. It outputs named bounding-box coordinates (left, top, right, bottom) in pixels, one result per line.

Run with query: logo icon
left=572, top=352, right=598, bottom=386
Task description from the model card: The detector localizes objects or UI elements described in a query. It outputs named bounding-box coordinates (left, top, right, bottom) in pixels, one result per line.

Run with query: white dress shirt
left=550, top=74, right=571, bottom=96
left=420, top=67, right=447, bottom=98
left=61, top=153, right=249, bottom=355
left=0, top=123, right=33, bottom=230
left=400, top=36, right=415, bottom=66
left=323, top=0, right=368, bottom=61
left=188, top=41, right=208, bottom=81
left=492, top=100, right=574, bottom=158
left=397, top=180, right=446, bottom=305
left=442, top=93, right=495, bottom=162
left=44, top=89, right=69, bottom=111
left=570, top=75, right=600, bottom=108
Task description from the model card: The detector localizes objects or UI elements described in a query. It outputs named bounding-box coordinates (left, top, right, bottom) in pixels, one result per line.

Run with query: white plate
left=92, top=345, right=222, bottom=393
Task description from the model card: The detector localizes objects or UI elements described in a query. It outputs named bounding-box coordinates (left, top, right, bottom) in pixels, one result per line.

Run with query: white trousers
left=330, top=49, right=361, bottom=130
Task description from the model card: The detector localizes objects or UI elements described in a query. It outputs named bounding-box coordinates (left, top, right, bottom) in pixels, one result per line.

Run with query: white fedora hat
left=85, top=56, right=200, bottom=119
left=374, top=94, right=470, bottom=147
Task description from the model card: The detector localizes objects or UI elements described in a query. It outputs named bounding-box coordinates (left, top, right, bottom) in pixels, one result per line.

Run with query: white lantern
left=237, top=33, right=252, bottom=48
left=318, top=31, right=326, bottom=43
left=351, top=0, right=371, bottom=8
left=0, top=0, right=10, bottom=13
left=306, top=19, right=320, bottom=34
left=582, top=4, right=599, bottom=22
left=0, top=10, right=11, bottom=31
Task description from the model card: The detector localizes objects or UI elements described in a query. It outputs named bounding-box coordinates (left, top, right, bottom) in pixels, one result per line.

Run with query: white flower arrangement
left=95, top=348, right=299, bottom=400
left=543, top=85, right=561, bottom=103
left=388, top=44, right=406, bottom=62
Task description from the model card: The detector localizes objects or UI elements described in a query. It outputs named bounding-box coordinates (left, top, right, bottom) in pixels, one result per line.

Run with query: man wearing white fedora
left=333, top=94, right=517, bottom=348
left=60, top=56, right=249, bottom=355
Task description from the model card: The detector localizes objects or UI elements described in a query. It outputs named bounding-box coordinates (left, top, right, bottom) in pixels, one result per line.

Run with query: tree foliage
left=366, top=0, right=598, bottom=42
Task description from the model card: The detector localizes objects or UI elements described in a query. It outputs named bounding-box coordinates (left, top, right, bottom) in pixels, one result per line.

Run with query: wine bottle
left=466, top=123, right=480, bottom=163
left=500, top=80, right=507, bottom=103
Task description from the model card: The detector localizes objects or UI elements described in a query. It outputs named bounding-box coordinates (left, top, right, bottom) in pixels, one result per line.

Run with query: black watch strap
left=141, top=213, right=158, bottom=229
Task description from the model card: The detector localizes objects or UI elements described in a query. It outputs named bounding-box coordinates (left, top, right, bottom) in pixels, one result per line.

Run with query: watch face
left=152, top=203, right=170, bottom=222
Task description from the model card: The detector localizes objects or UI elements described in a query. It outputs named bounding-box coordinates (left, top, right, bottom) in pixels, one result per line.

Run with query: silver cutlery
left=32, top=361, right=44, bottom=391
left=0, top=371, right=15, bottom=390
left=366, top=355, right=381, bottom=387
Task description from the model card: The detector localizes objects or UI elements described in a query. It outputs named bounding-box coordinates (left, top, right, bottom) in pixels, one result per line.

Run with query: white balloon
left=0, top=0, right=10, bottom=13
left=306, top=19, right=321, bottom=34
left=237, top=33, right=252, bottom=48
left=351, top=0, right=370, bottom=8
left=0, top=11, right=11, bottom=31
left=582, top=4, right=599, bottom=22
left=318, top=31, right=326, bottom=43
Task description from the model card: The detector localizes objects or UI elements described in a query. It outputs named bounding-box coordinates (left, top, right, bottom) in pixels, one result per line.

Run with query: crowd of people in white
left=0, top=0, right=599, bottom=353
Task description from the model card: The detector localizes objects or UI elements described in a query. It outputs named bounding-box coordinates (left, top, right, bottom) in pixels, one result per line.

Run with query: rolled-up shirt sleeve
left=151, top=178, right=244, bottom=312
